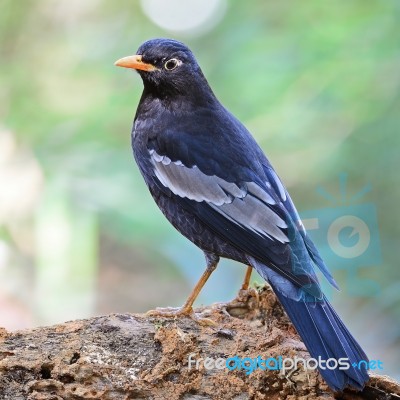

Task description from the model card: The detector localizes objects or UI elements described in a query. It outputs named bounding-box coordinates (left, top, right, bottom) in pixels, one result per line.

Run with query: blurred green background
left=0, top=0, right=399, bottom=379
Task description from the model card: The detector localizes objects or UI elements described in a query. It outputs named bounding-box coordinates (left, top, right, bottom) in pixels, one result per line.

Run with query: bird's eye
left=164, top=58, right=181, bottom=71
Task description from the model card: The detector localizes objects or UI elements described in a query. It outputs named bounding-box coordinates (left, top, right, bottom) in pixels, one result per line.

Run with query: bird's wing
left=152, top=151, right=288, bottom=242
left=261, top=163, right=339, bottom=291
left=148, top=140, right=326, bottom=298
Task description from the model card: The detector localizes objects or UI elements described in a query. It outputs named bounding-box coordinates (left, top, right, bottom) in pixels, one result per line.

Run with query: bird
left=114, top=38, right=369, bottom=392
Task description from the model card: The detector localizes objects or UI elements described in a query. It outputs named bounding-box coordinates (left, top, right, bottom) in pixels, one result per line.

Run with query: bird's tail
left=249, top=258, right=369, bottom=391
left=271, top=285, right=369, bottom=391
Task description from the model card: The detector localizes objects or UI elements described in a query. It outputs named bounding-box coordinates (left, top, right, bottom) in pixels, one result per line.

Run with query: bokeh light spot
left=140, top=0, right=227, bottom=36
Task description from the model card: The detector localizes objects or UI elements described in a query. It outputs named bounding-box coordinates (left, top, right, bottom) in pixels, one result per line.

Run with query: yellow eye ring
left=164, top=58, right=181, bottom=71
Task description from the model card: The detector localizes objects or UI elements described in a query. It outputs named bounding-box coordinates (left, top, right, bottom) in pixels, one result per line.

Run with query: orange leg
left=146, top=254, right=219, bottom=318
left=241, top=265, right=253, bottom=290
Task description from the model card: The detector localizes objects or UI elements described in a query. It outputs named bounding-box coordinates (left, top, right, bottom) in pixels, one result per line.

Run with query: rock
left=0, top=286, right=398, bottom=400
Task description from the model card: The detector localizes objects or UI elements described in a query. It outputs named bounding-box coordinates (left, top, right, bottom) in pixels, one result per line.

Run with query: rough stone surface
left=0, top=286, right=398, bottom=400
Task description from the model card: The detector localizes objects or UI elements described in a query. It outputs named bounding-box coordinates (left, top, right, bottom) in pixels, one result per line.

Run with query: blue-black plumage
left=115, top=38, right=369, bottom=392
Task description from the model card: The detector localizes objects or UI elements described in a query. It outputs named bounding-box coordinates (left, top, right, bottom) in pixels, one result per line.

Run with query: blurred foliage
left=0, top=0, right=399, bottom=379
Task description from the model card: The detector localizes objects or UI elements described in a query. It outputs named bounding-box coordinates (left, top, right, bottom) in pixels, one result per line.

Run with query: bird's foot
left=235, top=287, right=260, bottom=307
left=216, top=287, right=260, bottom=318
left=146, top=305, right=193, bottom=318
left=146, top=306, right=216, bottom=326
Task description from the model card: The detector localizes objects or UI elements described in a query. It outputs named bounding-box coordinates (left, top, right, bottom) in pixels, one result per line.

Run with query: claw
left=146, top=306, right=193, bottom=318
left=145, top=306, right=216, bottom=326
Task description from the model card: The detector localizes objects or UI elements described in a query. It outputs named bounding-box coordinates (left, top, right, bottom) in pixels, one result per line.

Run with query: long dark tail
left=272, top=285, right=369, bottom=391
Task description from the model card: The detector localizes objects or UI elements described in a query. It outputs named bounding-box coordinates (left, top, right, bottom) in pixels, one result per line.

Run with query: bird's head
left=115, top=38, right=212, bottom=101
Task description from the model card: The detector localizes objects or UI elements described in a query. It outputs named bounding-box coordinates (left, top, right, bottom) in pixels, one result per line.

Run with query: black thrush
left=115, top=38, right=369, bottom=392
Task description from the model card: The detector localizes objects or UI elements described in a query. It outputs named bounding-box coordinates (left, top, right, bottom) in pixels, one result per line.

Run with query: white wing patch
left=152, top=153, right=246, bottom=206
left=212, top=196, right=288, bottom=243
left=150, top=150, right=288, bottom=243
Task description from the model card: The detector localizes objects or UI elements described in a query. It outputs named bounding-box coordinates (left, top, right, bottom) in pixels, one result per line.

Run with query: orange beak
left=114, top=55, right=156, bottom=71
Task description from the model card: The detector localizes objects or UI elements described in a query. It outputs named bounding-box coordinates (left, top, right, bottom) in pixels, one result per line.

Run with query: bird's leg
left=237, top=265, right=259, bottom=305
left=217, top=265, right=259, bottom=317
left=241, top=265, right=253, bottom=290
left=146, top=253, right=219, bottom=319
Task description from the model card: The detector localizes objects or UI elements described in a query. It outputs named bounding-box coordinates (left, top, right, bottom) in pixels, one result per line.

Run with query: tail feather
left=272, top=286, right=369, bottom=391
left=303, top=233, right=340, bottom=290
